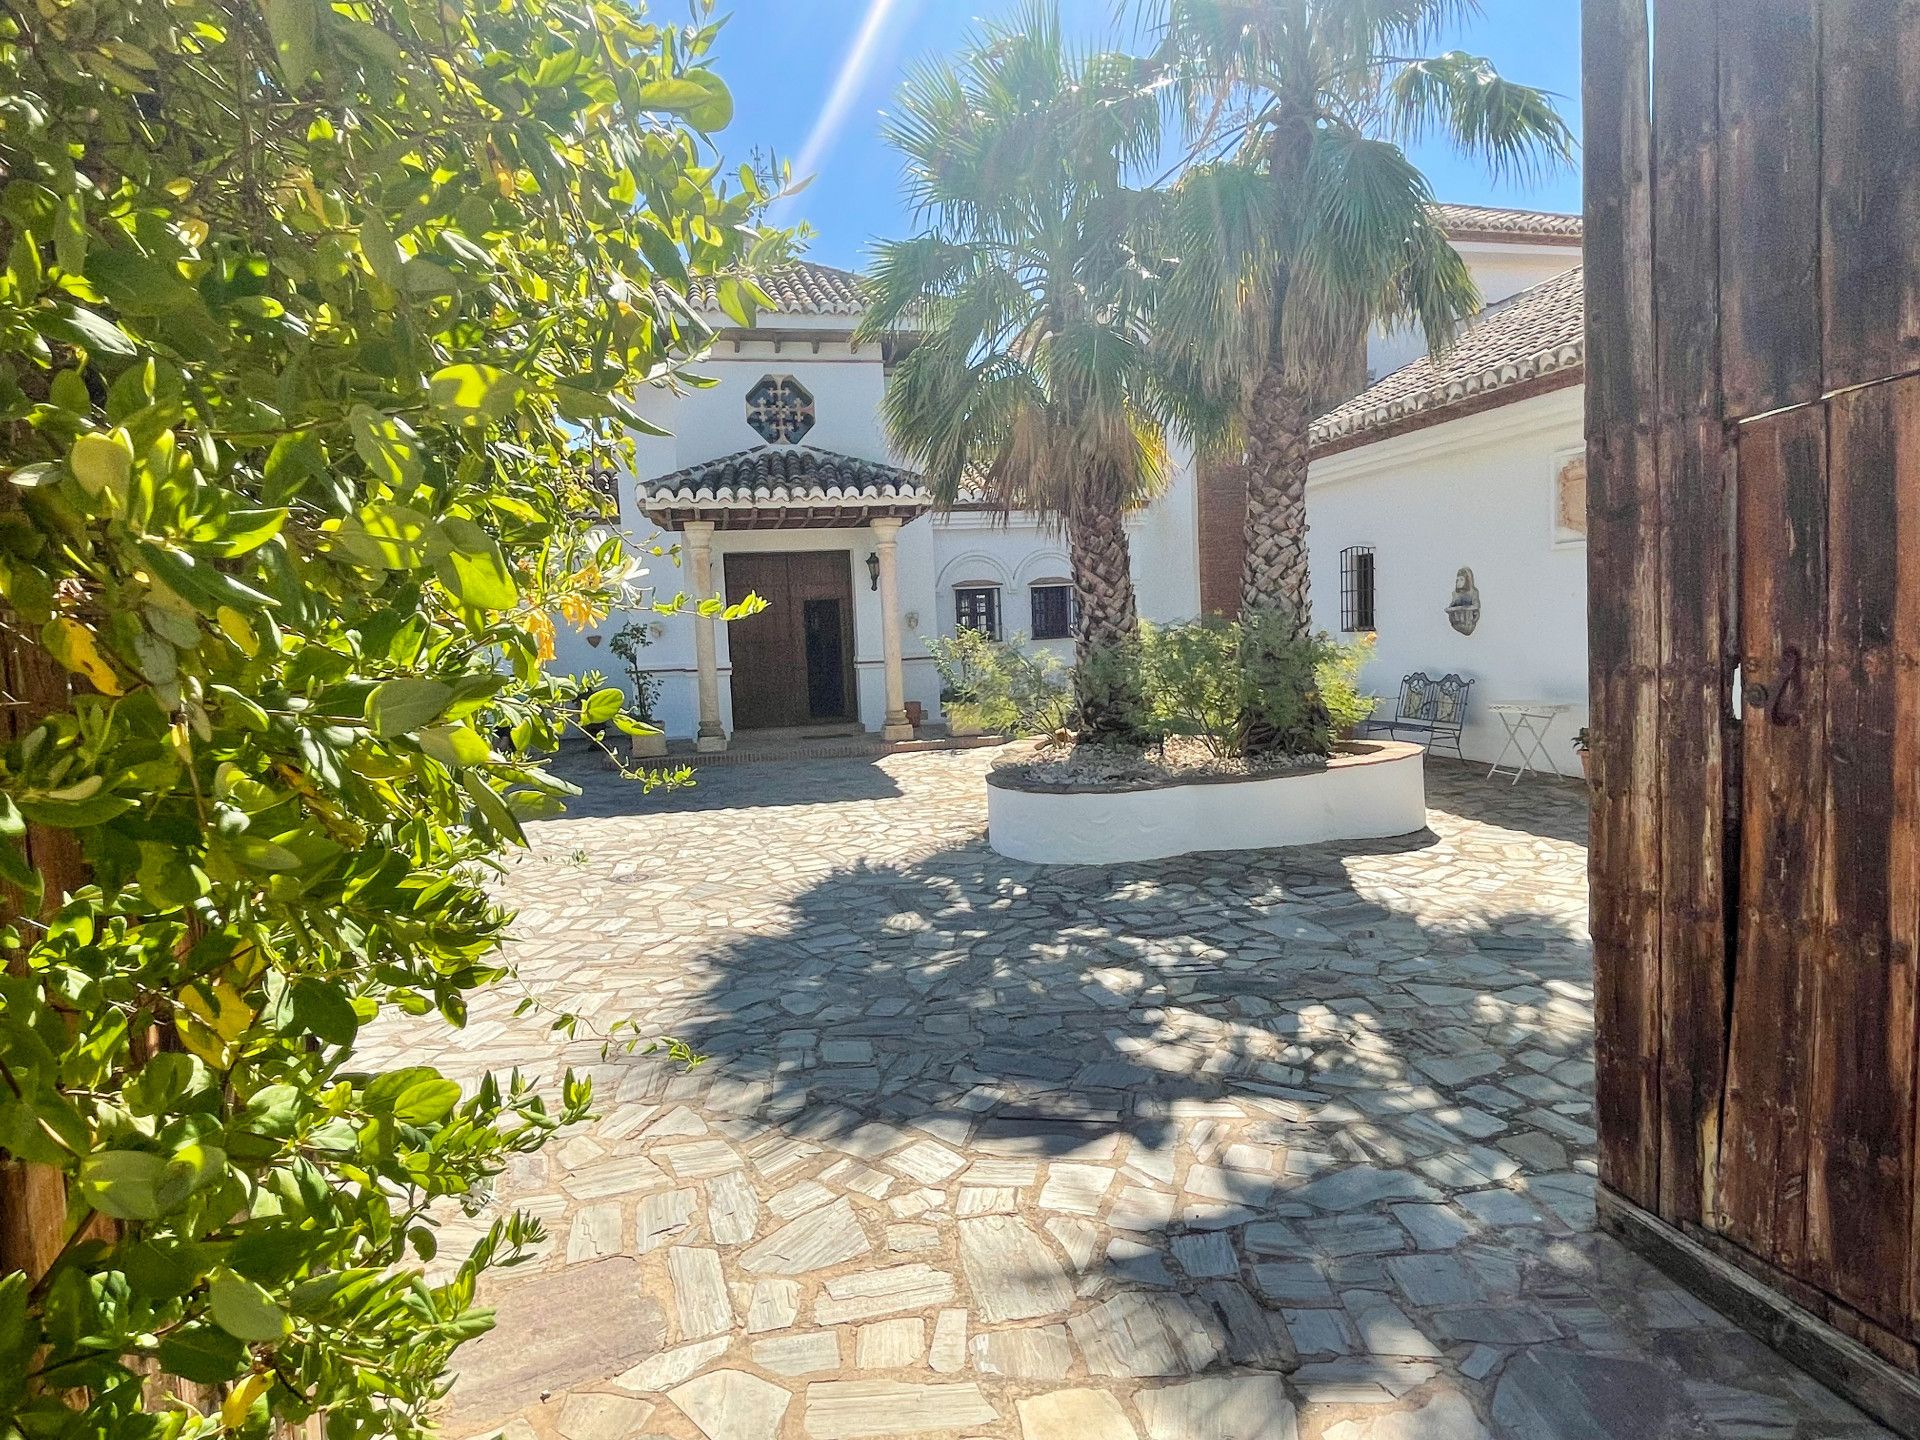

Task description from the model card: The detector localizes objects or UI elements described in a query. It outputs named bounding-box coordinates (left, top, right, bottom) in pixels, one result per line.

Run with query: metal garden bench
left=1362, top=672, right=1474, bottom=759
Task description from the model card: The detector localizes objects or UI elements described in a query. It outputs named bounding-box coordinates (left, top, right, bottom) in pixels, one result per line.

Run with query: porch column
left=871, top=516, right=913, bottom=741
left=684, top=520, right=726, bottom=752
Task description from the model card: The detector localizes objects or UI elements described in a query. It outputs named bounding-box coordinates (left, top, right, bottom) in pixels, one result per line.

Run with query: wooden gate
left=1586, top=0, right=1920, bottom=1417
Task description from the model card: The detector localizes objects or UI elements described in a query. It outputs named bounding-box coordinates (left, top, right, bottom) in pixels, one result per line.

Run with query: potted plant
left=1573, top=727, right=1591, bottom=783
left=608, top=619, right=667, bottom=758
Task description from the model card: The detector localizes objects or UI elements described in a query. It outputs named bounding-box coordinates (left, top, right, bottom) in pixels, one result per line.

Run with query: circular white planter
left=985, top=740, right=1429, bottom=865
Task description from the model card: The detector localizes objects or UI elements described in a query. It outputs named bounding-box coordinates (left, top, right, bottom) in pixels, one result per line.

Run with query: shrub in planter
left=1131, top=616, right=1370, bottom=759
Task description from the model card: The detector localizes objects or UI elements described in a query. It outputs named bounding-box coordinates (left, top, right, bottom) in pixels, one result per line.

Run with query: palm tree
left=1143, top=0, right=1573, bottom=637
left=858, top=3, right=1174, bottom=743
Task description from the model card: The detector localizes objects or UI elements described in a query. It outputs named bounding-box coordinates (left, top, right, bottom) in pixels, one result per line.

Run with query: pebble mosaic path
left=367, top=748, right=1894, bottom=1440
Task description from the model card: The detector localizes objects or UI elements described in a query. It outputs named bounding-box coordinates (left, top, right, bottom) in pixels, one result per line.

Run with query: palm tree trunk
left=1237, top=358, right=1328, bottom=757
left=1239, top=358, right=1314, bottom=639
left=1069, top=495, right=1144, bottom=744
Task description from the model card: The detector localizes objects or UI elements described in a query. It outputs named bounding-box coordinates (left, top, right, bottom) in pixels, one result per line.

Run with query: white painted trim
left=935, top=550, right=1015, bottom=592
left=1013, top=549, right=1073, bottom=589
left=985, top=743, right=1428, bottom=864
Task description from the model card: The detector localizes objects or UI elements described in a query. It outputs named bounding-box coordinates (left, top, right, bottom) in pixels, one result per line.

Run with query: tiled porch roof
left=639, top=445, right=931, bottom=530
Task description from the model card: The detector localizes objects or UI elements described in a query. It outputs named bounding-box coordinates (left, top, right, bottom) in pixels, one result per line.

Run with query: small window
left=1029, top=583, right=1075, bottom=640
left=955, top=585, right=1000, bottom=640
left=1554, top=450, right=1588, bottom=545
left=1340, top=545, right=1376, bottom=632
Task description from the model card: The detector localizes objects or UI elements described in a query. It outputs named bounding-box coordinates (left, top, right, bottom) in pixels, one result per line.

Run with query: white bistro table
left=1486, top=702, right=1572, bottom=784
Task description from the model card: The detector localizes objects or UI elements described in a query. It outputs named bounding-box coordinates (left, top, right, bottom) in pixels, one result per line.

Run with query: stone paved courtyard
left=374, top=748, right=1894, bottom=1440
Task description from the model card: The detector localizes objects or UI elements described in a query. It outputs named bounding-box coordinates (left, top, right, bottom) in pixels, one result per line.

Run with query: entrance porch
left=640, top=444, right=933, bottom=751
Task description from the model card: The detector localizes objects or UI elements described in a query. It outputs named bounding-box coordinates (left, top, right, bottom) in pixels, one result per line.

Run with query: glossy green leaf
left=366, top=677, right=453, bottom=737
left=77, top=1149, right=168, bottom=1220
left=580, top=687, right=623, bottom=724
left=208, top=1273, right=290, bottom=1342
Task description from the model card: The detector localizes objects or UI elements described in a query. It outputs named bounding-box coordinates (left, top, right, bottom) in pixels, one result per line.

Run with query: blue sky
left=704, top=0, right=1584, bottom=271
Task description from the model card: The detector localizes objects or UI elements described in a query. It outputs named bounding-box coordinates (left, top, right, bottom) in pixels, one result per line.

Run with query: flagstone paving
left=368, top=748, right=1894, bottom=1440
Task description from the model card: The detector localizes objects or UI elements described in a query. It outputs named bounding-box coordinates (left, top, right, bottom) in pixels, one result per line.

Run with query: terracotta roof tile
left=684, top=261, right=868, bottom=318
left=1435, top=203, right=1585, bottom=244
left=1311, top=264, right=1585, bottom=453
left=641, top=445, right=929, bottom=510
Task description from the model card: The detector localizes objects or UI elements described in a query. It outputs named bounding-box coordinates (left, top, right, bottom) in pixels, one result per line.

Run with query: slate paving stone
left=854, top=1317, right=925, bottom=1368
left=1019, top=1387, right=1139, bottom=1439
left=752, top=1330, right=843, bottom=1376
left=803, top=1379, right=999, bottom=1437
left=957, top=1215, right=1076, bottom=1321
left=666, top=1246, right=732, bottom=1339
left=375, top=752, right=1888, bottom=1440
left=971, top=1324, right=1075, bottom=1379
left=442, top=1258, right=665, bottom=1430
left=1491, top=1348, right=1699, bottom=1440
left=1384, top=1252, right=1480, bottom=1307
left=552, top=1392, right=655, bottom=1440
left=1324, top=1389, right=1490, bottom=1440
left=667, top=1368, right=789, bottom=1440
left=611, top=1337, right=728, bottom=1394
left=739, top=1197, right=871, bottom=1275
left=1170, top=1229, right=1239, bottom=1279
left=814, top=1263, right=958, bottom=1324
left=1138, top=1374, right=1299, bottom=1440
left=1253, top=1261, right=1333, bottom=1304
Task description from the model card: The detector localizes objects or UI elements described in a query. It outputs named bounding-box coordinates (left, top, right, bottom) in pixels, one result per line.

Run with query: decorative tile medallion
left=746, top=374, right=816, bottom=444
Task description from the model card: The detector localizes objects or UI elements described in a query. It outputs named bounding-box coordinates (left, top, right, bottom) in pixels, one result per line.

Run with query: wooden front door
left=723, top=551, right=856, bottom=730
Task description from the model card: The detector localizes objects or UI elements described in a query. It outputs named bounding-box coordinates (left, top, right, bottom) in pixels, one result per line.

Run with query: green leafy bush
left=1317, top=630, right=1379, bottom=737
left=1133, top=617, right=1376, bottom=758
left=0, top=0, right=783, bottom=1434
left=926, top=628, right=1074, bottom=737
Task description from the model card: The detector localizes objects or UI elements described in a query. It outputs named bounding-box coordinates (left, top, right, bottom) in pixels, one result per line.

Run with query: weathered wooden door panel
left=1819, top=0, right=1920, bottom=396
left=1651, top=0, right=1732, bottom=1230
left=1717, top=380, right=1920, bottom=1334
left=1584, top=0, right=1663, bottom=1216
left=1808, top=380, right=1920, bottom=1331
left=1718, top=405, right=1828, bottom=1273
left=725, top=552, right=795, bottom=729
left=1716, top=0, right=1823, bottom=422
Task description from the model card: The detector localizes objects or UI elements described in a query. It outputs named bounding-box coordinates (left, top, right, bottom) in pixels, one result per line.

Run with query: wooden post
left=0, top=626, right=85, bottom=1282
left=1584, top=0, right=1663, bottom=1212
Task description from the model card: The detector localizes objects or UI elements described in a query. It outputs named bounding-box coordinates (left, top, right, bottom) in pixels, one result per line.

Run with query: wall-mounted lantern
left=866, top=551, right=881, bottom=591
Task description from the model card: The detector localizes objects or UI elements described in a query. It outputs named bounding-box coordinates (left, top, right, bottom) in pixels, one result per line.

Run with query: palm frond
left=1386, top=51, right=1575, bottom=184
left=868, top=0, right=1178, bottom=538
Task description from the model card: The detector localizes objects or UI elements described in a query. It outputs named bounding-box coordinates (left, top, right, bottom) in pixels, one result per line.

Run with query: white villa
left=560, top=205, right=1588, bottom=772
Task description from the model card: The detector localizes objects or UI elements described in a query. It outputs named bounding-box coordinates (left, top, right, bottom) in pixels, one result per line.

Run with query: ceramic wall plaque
left=1446, top=566, right=1481, bottom=636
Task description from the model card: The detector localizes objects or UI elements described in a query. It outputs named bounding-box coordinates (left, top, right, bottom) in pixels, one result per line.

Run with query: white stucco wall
left=927, top=450, right=1201, bottom=665
left=1368, top=240, right=1582, bottom=383
left=1306, top=385, right=1588, bottom=776
left=549, top=328, right=1204, bottom=743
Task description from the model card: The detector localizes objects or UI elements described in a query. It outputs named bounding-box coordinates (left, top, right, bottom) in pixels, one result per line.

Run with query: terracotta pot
left=905, top=700, right=925, bottom=729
